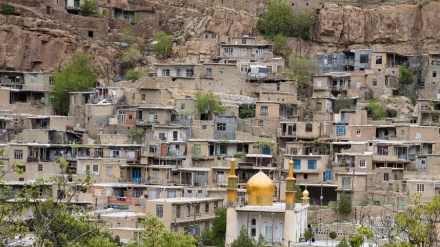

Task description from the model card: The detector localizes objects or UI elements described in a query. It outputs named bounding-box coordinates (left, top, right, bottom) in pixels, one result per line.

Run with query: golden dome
left=246, top=171, right=275, bottom=206
left=302, top=189, right=309, bottom=197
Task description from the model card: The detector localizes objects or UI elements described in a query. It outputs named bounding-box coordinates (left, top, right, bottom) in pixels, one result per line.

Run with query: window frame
left=156, top=205, right=164, bottom=218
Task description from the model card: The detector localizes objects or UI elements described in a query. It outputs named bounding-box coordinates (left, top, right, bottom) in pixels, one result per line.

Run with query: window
left=260, top=106, right=268, bottom=116
left=149, top=111, right=158, bottom=122
left=54, top=0, right=59, bottom=3
left=186, top=69, right=194, bottom=77
left=224, top=47, right=233, bottom=56
left=417, top=183, right=425, bottom=192
left=186, top=205, right=191, bottom=216
left=315, top=102, right=322, bottom=111
left=95, top=148, right=103, bottom=157
left=433, top=115, right=439, bottom=123
left=156, top=205, right=164, bottom=218
left=111, top=150, right=121, bottom=158
left=372, top=79, right=377, bottom=86
left=152, top=169, right=160, bottom=179
left=195, top=204, right=200, bottom=215
left=202, top=125, right=206, bottom=129
left=106, top=166, right=113, bottom=176
left=168, top=191, right=176, bottom=198
left=336, top=125, right=346, bottom=136
left=307, top=160, right=317, bottom=170
left=217, top=171, right=224, bottom=182
left=306, top=123, right=313, bottom=132
left=176, top=205, right=181, bottom=218
left=141, top=94, right=145, bottom=101
left=30, top=74, right=37, bottom=83
left=49, top=77, right=54, bottom=85
left=241, top=65, right=248, bottom=72
left=357, top=129, right=361, bottom=136
left=219, top=69, right=224, bottom=74
left=88, top=30, right=94, bottom=38
left=377, top=146, right=389, bottom=155
left=258, top=120, right=264, bottom=126
left=241, top=38, right=247, bottom=44
left=162, top=69, right=170, bottom=76
left=433, top=71, right=437, bottom=78
left=375, top=56, right=383, bottom=65
left=159, top=133, right=166, bottom=140
left=293, top=159, right=301, bottom=170
left=193, top=144, right=201, bottom=155
left=86, top=165, right=90, bottom=172
left=359, top=158, right=366, bottom=168
left=214, top=201, right=218, bottom=210
left=119, top=112, right=126, bottom=122
left=219, top=145, right=227, bottom=155
left=181, top=103, right=185, bottom=109
left=360, top=54, right=369, bottom=63
left=205, top=202, right=209, bottom=213
left=342, top=177, right=351, bottom=188
left=384, top=173, right=389, bottom=181
left=217, top=122, right=226, bottom=131
left=290, top=148, right=298, bottom=155
left=14, top=150, right=23, bottom=160
left=38, top=163, right=43, bottom=172
left=93, top=165, right=98, bottom=173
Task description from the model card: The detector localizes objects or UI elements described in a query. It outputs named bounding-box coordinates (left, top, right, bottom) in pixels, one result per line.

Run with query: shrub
left=365, top=98, right=388, bottom=120
left=0, top=2, right=15, bottom=15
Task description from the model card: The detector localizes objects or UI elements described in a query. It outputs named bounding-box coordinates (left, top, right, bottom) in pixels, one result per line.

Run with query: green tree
left=80, top=0, right=97, bottom=16
left=152, top=32, right=173, bottom=59
left=384, top=195, right=440, bottom=247
left=288, top=55, right=317, bottom=84
left=195, top=91, right=225, bottom=120
left=126, top=68, right=144, bottom=81
left=304, top=228, right=315, bottom=242
left=122, top=46, right=142, bottom=68
left=329, top=231, right=337, bottom=246
left=365, top=98, right=388, bottom=120
left=348, top=226, right=373, bottom=247
left=198, top=207, right=227, bottom=246
left=51, top=52, right=97, bottom=115
left=257, top=0, right=314, bottom=38
left=231, top=226, right=265, bottom=247
left=333, top=193, right=352, bottom=220
left=336, top=238, right=350, bottom=247
left=0, top=2, right=15, bottom=15
left=272, top=34, right=291, bottom=60
left=129, top=214, right=196, bottom=247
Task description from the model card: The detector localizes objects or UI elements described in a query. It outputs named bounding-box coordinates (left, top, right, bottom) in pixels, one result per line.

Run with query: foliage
left=304, top=228, right=315, bottom=241
left=0, top=2, right=15, bottom=15
left=231, top=226, right=266, bottom=247
left=365, top=98, right=388, bottom=120
left=295, top=185, right=302, bottom=202
left=234, top=152, right=245, bottom=158
left=348, top=226, right=373, bottom=247
left=152, top=32, right=173, bottom=58
left=198, top=207, right=227, bottom=247
left=80, top=0, right=97, bottom=16
left=399, top=66, right=414, bottom=85
left=255, top=140, right=275, bottom=149
left=333, top=193, right=352, bottom=219
left=126, top=68, right=147, bottom=81
left=51, top=52, right=97, bottom=115
left=336, top=238, right=350, bottom=247
left=384, top=195, right=440, bottom=247
left=288, top=55, right=318, bottom=91
left=129, top=214, right=196, bottom=247
left=129, top=127, right=145, bottom=142
left=257, top=0, right=314, bottom=38
left=122, top=46, right=142, bottom=68
left=334, top=96, right=355, bottom=113
left=272, top=34, right=291, bottom=59
left=329, top=231, right=337, bottom=240
left=195, top=91, right=225, bottom=120
left=239, top=108, right=253, bottom=119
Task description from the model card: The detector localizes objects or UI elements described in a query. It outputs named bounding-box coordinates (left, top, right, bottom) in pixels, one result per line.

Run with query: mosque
left=225, top=159, right=310, bottom=246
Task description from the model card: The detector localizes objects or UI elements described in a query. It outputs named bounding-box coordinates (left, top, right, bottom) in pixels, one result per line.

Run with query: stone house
left=218, top=36, right=273, bottom=63
left=283, top=154, right=330, bottom=184
left=335, top=171, right=369, bottom=205
left=406, top=179, right=436, bottom=202
left=155, top=63, right=201, bottom=78
left=419, top=54, right=440, bottom=99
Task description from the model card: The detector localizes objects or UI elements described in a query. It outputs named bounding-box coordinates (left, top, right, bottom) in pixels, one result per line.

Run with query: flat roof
left=147, top=197, right=223, bottom=203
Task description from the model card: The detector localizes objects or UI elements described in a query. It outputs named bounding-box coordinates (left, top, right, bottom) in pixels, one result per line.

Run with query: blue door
left=325, top=169, right=332, bottom=181
left=262, top=146, right=270, bottom=155
left=132, top=168, right=141, bottom=183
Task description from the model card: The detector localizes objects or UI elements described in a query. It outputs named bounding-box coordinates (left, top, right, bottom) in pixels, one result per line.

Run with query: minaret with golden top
left=227, top=158, right=238, bottom=207
left=285, top=160, right=297, bottom=210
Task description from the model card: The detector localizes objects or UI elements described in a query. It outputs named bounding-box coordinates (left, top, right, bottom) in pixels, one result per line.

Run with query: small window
left=258, top=120, right=264, bottom=126
left=14, top=150, right=23, bottom=160
left=433, top=71, right=437, bottom=78
left=93, top=164, right=99, bottom=173
left=219, top=145, right=227, bottom=155
left=384, top=173, right=389, bottom=181
left=336, top=125, right=346, bottom=136
left=88, top=31, right=94, bottom=38
left=205, top=202, right=209, bottom=213
left=54, top=0, right=59, bottom=3
left=181, top=103, right=185, bottom=109
left=193, top=144, right=201, bottom=155
left=417, top=183, right=425, bottom=192
left=106, top=166, right=113, bottom=176
left=186, top=205, right=191, bottom=216
left=260, top=106, right=268, bottom=116
left=306, top=123, right=313, bottom=132
left=356, top=129, right=361, bottom=136
left=290, top=148, right=298, bottom=155
left=219, top=69, right=224, bottom=74
left=206, top=68, right=212, bottom=76
left=359, top=158, right=366, bottom=168
left=360, top=54, right=369, bottom=63
left=49, top=77, right=54, bottom=85
left=217, top=122, right=226, bottom=131
left=375, top=56, right=383, bottom=65
left=156, top=205, right=164, bottom=218
left=315, top=102, right=322, bottom=111
left=214, top=201, right=218, bottom=210
left=141, top=94, right=146, bottom=101
left=202, top=125, right=207, bottom=129
left=38, top=163, right=43, bottom=172
left=307, top=160, right=317, bottom=170
left=372, top=79, right=377, bottom=86
left=241, top=38, right=247, bottom=44
left=176, top=205, right=181, bottom=218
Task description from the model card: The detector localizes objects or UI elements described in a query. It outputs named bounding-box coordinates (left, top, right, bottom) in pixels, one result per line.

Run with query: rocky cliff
left=311, top=2, right=440, bottom=54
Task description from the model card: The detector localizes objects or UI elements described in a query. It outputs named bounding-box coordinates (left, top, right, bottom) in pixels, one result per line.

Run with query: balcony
left=108, top=196, right=140, bottom=206
left=136, top=119, right=156, bottom=126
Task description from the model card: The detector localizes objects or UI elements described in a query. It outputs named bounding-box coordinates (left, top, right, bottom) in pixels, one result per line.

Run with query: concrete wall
left=214, top=116, right=236, bottom=140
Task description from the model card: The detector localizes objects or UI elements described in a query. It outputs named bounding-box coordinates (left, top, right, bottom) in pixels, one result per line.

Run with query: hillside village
left=2, top=0, right=440, bottom=246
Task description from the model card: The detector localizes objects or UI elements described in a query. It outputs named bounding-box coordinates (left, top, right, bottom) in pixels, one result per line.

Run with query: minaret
left=225, top=158, right=238, bottom=246
left=284, top=159, right=297, bottom=246
left=227, top=158, right=238, bottom=207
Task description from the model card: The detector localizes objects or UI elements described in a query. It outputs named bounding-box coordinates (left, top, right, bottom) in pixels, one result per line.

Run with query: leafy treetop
left=195, top=91, right=225, bottom=120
